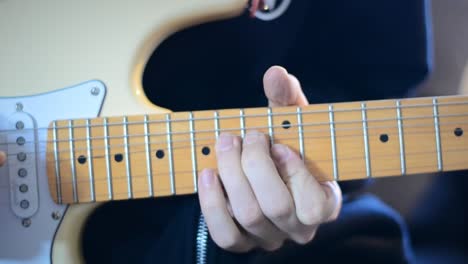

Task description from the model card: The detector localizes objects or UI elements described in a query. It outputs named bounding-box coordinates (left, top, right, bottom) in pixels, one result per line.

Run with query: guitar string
left=0, top=152, right=465, bottom=200
left=2, top=144, right=463, bottom=192
left=0, top=111, right=466, bottom=149
left=2, top=119, right=467, bottom=159
left=0, top=117, right=468, bottom=162
left=0, top=99, right=467, bottom=134
left=48, top=145, right=468, bottom=185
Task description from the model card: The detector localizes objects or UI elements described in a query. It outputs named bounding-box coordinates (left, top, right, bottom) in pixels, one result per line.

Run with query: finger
left=0, top=151, right=5, bottom=167
left=263, top=66, right=309, bottom=107
left=198, top=169, right=255, bottom=252
left=271, top=144, right=342, bottom=226
left=241, top=131, right=300, bottom=241
left=320, top=181, right=342, bottom=222
left=215, top=133, right=283, bottom=251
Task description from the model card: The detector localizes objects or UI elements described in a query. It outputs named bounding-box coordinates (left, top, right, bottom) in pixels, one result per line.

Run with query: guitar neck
left=46, top=95, right=468, bottom=204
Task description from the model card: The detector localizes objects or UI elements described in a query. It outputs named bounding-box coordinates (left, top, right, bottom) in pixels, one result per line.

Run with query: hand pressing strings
left=198, top=66, right=342, bottom=253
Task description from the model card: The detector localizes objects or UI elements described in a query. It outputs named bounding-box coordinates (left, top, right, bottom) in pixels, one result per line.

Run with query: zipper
left=196, top=212, right=208, bottom=264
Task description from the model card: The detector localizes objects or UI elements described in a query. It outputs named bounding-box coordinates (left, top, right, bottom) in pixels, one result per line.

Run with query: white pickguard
left=0, top=81, right=106, bottom=264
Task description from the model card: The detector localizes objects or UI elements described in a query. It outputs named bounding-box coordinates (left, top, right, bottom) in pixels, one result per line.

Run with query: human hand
left=198, top=66, right=342, bottom=253
left=0, top=151, right=5, bottom=167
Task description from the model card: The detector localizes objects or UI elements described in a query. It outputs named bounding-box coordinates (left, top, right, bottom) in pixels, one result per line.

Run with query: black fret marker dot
left=114, top=154, right=123, bottom=162
left=202, top=147, right=210, bottom=156
left=380, top=134, right=389, bottom=143
left=454, top=128, right=463, bottom=137
left=282, top=120, right=291, bottom=129
left=77, top=155, right=87, bottom=164
left=156, top=150, right=165, bottom=159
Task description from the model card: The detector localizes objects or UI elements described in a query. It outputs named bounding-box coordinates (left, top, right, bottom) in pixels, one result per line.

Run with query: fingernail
left=272, top=144, right=290, bottom=163
left=244, top=131, right=261, bottom=145
left=217, top=133, right=233, bottom=151
left=201, top=169, right=214, bottom=187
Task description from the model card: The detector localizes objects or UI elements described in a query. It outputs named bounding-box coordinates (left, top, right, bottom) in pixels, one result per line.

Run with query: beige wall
left=418, top=0, right=468, bottom=97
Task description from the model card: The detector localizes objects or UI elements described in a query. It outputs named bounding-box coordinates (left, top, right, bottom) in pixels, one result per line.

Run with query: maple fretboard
left=46, top=95, right=468, bottom=204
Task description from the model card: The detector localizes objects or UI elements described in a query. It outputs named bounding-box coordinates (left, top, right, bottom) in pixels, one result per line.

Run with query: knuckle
left=213, top=231, right=244, bottom=251
left=327, top=208, right=339, bottom=222
left=236, top=205, right=265, bottom=229
left=292, top=230, right=317, bottom=245
left=263, top=240, right=284, bottom=252
left=265, top=202, right=292, bottom=221
left=297, top=204, right=326, bottom=226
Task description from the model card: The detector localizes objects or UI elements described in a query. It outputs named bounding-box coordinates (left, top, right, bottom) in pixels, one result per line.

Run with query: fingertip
left=0, top=151, right=5, bottom=167
left=263, top=65, right=288, bottom=82
left=263, top=66, right=293, bottom=106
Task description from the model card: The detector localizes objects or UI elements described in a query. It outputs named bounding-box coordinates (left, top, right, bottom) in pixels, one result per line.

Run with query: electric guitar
left=0, top=1, right=467, bottom=264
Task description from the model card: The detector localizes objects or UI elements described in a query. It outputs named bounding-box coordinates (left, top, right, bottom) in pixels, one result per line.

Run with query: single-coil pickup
left=7, top=112, right=38, bottom=218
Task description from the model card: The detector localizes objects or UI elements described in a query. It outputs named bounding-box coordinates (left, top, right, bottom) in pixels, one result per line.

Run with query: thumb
left=263, top=66, right=309, bottom=107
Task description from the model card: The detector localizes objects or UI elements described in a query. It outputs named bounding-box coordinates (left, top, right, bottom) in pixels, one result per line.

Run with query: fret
left=361, top=103, right=371, bottom=178
left=437, top=96, right=468, bottom=171
left=148, top=114, right=171, bottom=196
left=271, top=106, right=302, bottom=156
left=302, top=104, right=333, bottom=181
left=193, top=110, right=218, bottom=192
left=86, top=119, right=96, bottom=202
left=144, top=115, right=154, bottom=196
left=296, top=107, right=304, bottom=159
left=432, top=98, right=443, bottom=171
left=268, top=107, right=273, bottom=145
left=328, top=105, right=338, bottom=181
left=333, top=102, right=367, bottom=180
left=72, top=119, right=92, bottom=201
left=103, top=118, right=113, bottom=200
left=189, top=112, right=198, bottom=192
left=396, top=100, right=407, bottom=175
left=366, top=100, right=401, bottom=177
left=123, top=116, right=133, bottom=198
left=243, top=107, right=272, bottom=148
left=240, top=109, right=246, bottom=138
left=214, top=111, right=220, bottom=139
left=68, top=120, right=78, bottom=203
left=401, top=98, right=444, bottom=174
left=52, top=121, right=62, bottom=204
left=166, top=114, right=175, bottom=195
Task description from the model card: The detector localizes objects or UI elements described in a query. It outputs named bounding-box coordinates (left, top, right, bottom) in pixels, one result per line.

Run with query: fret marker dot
left=380, top=134, right=389, bottom=143
left=114, top=154, right=123, bottom=162
left=202, top=147, right=210, bottom=156
left=282, top=120, right=291, bottom=129
left=77, top=155, right=86, bottom=164
left=454, top=128, right=463, bottom=137
left=156, top=150, right=165, bottom=159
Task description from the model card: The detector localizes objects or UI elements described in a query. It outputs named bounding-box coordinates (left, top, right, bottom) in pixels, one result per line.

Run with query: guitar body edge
left=52, top=204, right=100, bottom=264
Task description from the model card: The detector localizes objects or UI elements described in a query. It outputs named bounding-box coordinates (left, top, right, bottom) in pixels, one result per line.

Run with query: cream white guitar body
left=0, top=0, right=248, bottom=263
